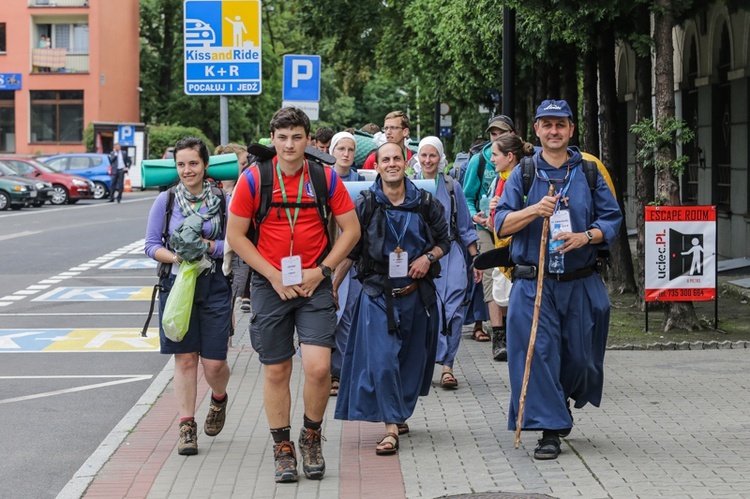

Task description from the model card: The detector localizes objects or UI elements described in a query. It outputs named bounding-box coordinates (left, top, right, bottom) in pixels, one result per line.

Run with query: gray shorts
left=249, top=273, right=337, bottom=364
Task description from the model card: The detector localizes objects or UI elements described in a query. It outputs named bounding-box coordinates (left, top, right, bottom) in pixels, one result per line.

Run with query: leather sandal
left=397, top=423, right=409, bottom=435
left=376, top=432, right=399, bottom=455
left=330, top=377, right=339, bottom=397
left=471, top=327, right=491, bottom=342
left=534, top=431, right=561, bottom=460
left=440, top=371, right=458, bottom=389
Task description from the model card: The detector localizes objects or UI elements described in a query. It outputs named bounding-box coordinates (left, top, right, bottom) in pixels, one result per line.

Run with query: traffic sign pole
left=220, top=95, right=229, bottom=145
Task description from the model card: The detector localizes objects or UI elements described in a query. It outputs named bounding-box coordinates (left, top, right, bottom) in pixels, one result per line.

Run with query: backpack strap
left=521, top=156, right=535, bottom=197
left=250, top=158, right=331, bottom=255
left=443, top=175, right=458, bottom=241
left=476, top=153, right=487, bottom=187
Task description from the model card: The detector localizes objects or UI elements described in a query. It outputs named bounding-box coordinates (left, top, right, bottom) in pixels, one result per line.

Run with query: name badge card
left=281, top=255, right=303, bottom=286
left=389, top=250, right=409, bottom=278
left=550, top=210, right=572, bottom=233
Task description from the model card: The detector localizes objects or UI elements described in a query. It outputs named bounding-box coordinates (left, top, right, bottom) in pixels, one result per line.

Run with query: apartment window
left=0, top=23, right=6, bottom=53
left=30, top=90, right=83, bottom=143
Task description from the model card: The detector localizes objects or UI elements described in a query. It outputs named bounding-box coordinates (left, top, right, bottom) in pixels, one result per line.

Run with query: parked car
left=0, top=172, right=36, bottom=210
left=0, top=156, right=94, bottom=205
left=0, top=162, right=51, bottom=207
left=41, top=153, right=112, bottom=200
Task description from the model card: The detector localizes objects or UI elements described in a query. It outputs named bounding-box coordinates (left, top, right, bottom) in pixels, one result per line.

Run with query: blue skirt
left=334, top=289, right=438, bottom=423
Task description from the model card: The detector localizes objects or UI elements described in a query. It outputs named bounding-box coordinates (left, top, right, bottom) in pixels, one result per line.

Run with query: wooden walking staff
left=514, top=184, right=556, bottom=448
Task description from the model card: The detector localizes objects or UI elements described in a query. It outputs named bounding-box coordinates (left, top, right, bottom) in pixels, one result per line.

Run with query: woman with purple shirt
left=144, top=137, right=231, bottom=456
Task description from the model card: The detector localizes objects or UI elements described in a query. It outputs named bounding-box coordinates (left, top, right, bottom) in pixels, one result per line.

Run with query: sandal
left=471, top=327, right=491, bottom=342
left=376, top=432, right=399, bottom=455
left=330, top=377, right=339, bottom=397
left=534, top=431, right=561, bottom=460
left=440, top=371, right=458, bottom=389
left=397, top=423, right=409, bottom=435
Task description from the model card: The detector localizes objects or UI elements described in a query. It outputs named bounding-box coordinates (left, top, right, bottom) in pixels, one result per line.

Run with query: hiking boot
left=178, top=420, right=198, bottom=456
left=298, top=427, right=326, bottom=479
left=204, top=393, right=228, bottom=436
left=273, top=441, right=298, bottom=483
left=492, top=331, right=507, bottom=361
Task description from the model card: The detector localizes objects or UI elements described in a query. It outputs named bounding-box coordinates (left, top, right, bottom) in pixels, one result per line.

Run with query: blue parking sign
left=282, top=55, right=321, bottom=102
left=117, top=125, right=135, bottom=146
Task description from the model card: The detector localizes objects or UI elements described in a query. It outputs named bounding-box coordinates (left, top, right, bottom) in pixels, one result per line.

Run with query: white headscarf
left=330, top=131, right=356, bottom=156
left=414, top=136, right=448, bottom=175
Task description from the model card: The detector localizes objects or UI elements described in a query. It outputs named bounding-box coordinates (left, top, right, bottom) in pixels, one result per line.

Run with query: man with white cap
left=462, top=115, right=516, bottom=360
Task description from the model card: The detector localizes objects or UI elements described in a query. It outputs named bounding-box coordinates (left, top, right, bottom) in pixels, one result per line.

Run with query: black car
left=0, top=162, right=52, bottom=207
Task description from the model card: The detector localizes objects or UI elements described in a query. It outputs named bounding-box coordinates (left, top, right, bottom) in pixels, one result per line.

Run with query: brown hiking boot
left=298, top=427, right=326, bottom=479
left=178, top=419, right=198, bottom=456
left=273, top=441, right=298, bottom=483
left=204, top=393, right=228, bottom=436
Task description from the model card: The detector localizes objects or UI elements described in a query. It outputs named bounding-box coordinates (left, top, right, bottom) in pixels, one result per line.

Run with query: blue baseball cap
left=535, top=99, right=573, bottom=120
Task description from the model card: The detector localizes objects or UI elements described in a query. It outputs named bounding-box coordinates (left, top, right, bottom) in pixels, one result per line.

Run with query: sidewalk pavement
left=71, top=310, right=750, bottom=499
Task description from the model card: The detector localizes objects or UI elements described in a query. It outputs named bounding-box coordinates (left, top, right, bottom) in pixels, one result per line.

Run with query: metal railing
left=29, top=0, right=88, bottom=7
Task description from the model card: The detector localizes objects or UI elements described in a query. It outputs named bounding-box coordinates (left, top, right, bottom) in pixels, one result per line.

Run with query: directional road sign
left=184, top=0, right=262, bottom=95
left=282, top=54, right=321, bottom=120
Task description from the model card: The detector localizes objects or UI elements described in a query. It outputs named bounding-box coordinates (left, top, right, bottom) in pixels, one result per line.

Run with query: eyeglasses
left=383, top=126, right=404, bottom=132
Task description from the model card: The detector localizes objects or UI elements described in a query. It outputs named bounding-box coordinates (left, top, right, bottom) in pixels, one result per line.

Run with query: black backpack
left=355, top=187, right=440, bottom=280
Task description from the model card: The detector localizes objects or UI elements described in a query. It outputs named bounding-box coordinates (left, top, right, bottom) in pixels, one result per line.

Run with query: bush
left=84, top=123, right=95, bottom=152
left=147, top=125, right=215, bottom=159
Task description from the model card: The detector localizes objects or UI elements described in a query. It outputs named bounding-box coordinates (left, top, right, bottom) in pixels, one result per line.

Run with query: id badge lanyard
left=385, top=210, right=412, bottom=256
left=537, top=166, right=576, bottom=214
left=276, top=160, right=306, bottom=256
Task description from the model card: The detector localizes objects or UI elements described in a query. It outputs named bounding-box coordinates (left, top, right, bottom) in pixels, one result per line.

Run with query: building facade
left=617, top=4, right=750, bottom=259
left=0, top=0, right=140, bottom=156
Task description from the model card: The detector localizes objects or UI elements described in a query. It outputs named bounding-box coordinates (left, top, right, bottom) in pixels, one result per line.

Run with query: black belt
left=511, top=264, right=596, bottom=282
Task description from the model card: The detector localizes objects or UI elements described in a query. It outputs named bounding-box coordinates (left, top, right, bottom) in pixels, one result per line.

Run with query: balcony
left=32, top=49, right=89, bottom=73
left=29, top=0, right=89, bottom=7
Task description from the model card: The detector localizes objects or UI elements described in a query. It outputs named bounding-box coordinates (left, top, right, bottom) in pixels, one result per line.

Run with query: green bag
left=162, top=256, right=212, bottom=342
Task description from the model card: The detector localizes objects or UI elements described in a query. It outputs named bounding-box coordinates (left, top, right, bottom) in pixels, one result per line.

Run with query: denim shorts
left=158, top=264, right=232, bottom=360
left=249, top=273, right=337, bottom=365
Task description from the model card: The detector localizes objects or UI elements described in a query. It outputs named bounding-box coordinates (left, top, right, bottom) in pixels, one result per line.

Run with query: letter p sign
left=282, top=55, right=321, bottom=102
left=291, top=60, right=313, bottom=88
left=117, top=125, right=135, bottom=147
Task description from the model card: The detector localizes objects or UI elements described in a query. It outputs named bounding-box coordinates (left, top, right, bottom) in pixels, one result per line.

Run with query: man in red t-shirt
left=227, top=107, right=360, bottom=483
left=361, top=110, right=413, bottom=169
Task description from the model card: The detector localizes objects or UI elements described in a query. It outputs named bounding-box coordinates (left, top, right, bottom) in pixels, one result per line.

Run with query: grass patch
left=608, top=284, right=750, bottom=347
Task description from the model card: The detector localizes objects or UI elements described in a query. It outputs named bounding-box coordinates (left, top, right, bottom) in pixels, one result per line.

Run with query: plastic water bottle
left=479, top=195, right=490, bottom=216
left=549, top=223, right=565, bottom=274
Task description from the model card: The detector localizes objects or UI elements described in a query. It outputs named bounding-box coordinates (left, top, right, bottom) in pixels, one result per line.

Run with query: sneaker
left=178, top=420, right=198, bottom=455
left=273, top=441, right=298, bottom=483
left=298, top=427, right=326, bottom=479
left=240, top=298, right=251, bottom=312
left=492, top=331, right=507, bottom=361
left=204, top=393, right=228, bottom=436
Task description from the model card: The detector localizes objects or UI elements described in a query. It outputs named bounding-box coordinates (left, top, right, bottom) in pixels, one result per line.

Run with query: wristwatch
left=425, top=252, right=436, bottom=263
left=585, top=230, right=594, bottom=244
left=318, top=264, right=332, bottom=277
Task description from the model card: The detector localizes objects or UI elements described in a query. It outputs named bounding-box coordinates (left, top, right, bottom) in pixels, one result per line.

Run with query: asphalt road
left=0, top=192, right=170, bottom=499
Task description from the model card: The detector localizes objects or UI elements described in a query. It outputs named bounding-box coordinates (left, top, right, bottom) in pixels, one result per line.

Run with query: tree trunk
left=582, top=48, right=600, bottom=157
left=560, top=44, right=579, bottom=145
left=598, top=25, right=637, bottom=294
left=633, top=3, right=654, bottom=307
left=654, top=0, right=700, bottom=331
